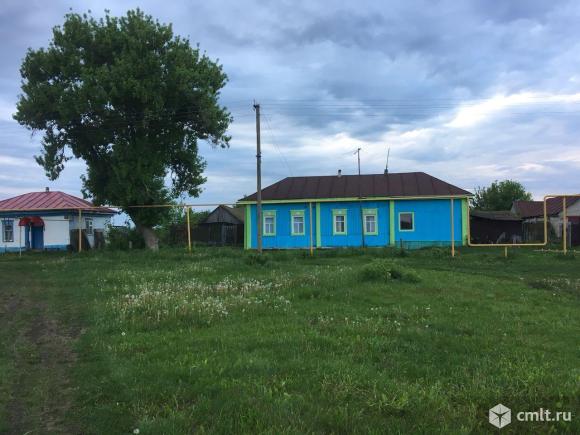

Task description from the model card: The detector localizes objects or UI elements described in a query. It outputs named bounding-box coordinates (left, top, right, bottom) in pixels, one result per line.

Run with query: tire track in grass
left=1, top=275, right=80, bottom=434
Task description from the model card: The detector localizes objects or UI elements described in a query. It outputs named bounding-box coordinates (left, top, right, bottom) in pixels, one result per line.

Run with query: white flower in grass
left=133, top=429, right=140, bottom=434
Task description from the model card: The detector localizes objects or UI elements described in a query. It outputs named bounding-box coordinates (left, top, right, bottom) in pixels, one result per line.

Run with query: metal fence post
left=186, top=206, right=192, bottom=253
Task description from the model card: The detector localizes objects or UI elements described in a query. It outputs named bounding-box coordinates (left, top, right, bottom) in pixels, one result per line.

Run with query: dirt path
left=1, top=283, right=80, bottom=434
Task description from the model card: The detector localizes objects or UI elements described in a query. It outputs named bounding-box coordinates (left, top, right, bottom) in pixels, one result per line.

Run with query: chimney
left=45, top=187, right=50, bottom=193
left=337, top=169, right=342, bottom=177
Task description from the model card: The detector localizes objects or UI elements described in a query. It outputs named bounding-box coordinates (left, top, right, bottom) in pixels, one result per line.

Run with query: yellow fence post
left=78, top=209, right=82, bottom=253
left=186, top=206, right=192, bottom=253
left=563, top=196, right=567, bottom=255
left=450, top=198, right=455, bottom=257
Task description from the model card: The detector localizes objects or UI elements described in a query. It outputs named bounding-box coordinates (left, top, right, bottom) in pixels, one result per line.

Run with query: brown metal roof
left=470, top=210, right=522, bottom=221
left=240, top=172, right=471, bottom=202
left=513, top=197, right=580, bottom=218
left=201, top=205, right=244, bottom=224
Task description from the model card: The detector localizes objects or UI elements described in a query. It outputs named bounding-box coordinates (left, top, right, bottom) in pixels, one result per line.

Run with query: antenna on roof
left=384, top=147, right=390, bottom=175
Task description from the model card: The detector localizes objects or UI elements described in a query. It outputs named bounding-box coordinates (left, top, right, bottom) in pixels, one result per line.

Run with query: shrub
left=359, top=260, right=420, bottom=283
left=106, top=226, right=145, bottom=250
left=244, top=253, right=271, bottom=266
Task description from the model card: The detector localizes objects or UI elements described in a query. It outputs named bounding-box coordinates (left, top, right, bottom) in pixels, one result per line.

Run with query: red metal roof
left=513, top=197, right=580, bottom=218
left=0, top=191, right=114, bottom=213
left=240, top=172, right=471, bottom=202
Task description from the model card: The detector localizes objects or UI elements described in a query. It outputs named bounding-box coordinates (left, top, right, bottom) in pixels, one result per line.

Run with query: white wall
left=44, top=216, right=70, bottom=246
left=1, top=218, right=21, bottom=251
left=1, top=215, right=69, bottom=251
left=69, top=214, right=111, bottom=248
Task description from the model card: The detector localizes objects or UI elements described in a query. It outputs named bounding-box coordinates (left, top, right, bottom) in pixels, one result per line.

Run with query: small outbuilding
left=0, top=189, right=115, bottom=253
left=198, top=205, right=245, bottom=245
left=469, top=210, right=523, bottom=244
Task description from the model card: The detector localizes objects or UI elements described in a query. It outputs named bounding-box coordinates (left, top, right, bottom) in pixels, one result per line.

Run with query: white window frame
left=85, top=218, right=94, bottom=236
left=363, top=208, right=378, bottom=235
left=2, top=220, right=14, bottom=242
left=332, top=209, right=347, bottom=235
left=291, top=210, right=305, bottom=236
left=263, top=211, right=276, bottom=236
left=398, top=212, right=415, bottom=232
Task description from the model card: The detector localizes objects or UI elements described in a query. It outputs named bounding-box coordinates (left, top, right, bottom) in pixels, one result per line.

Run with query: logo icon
left=489, top=404, right=511, bottom=429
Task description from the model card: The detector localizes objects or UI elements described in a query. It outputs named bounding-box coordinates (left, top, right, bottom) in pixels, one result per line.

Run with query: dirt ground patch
left=1, top=286, right=80, bottom=434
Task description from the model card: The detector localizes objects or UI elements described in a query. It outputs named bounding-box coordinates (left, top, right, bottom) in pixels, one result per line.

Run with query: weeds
left=359, top=259, right=420, bottom=283
left=2, top=247, right=579, bottom=434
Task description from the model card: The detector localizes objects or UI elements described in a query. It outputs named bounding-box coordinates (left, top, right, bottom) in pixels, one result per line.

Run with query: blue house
left=238, top=172, right=471, bottom=250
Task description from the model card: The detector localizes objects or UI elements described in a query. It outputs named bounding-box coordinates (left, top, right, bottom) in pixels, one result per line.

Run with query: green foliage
left=472, top=179, right=532, bottom=211
left=555, top=252, right=576, bottom=260
left=244, top=252, right=271, bottom=266
left=106, top=226, right=145, bottom=250
left=359, top=259, right=420, bottom=283
left=14, top=9, right=231, bottom=231
left=156, top=207, right=211, bottom=246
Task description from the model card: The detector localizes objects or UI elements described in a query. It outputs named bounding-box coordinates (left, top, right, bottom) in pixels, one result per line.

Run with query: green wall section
left=244, top=204, right=251, bottom=249
left=315, top=202, right=321, bottom=247
left=461, top=198, right=468, bottom=246
left=389, top=200, right=395, bottom=246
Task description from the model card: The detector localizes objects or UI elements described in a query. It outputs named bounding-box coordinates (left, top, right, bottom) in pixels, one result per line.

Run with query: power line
left=262, top=113, right=293, bottom=177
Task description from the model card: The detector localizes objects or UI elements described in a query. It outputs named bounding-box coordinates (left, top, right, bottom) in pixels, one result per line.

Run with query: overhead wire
left=262, top=113, right=293, bottom=177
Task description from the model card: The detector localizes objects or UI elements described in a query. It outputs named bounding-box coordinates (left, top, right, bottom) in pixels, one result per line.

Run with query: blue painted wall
left=247, top=198, right=464, bottom=249
left=250, top=202, right=316, bottom=249
left=319, top=200, right=389, bottom=247
left=393, top=198, right=463, bottom=246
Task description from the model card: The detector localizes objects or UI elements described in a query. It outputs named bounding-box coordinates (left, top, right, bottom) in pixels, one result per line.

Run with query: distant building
left=238, top=172, right=471, bottom=249
left=199, top=205, right=245, bottom=245
left=469, top=210, right=522, bottom=244
left=512, top=197, right=580, bottom=236
left=0, top=189, right=115, bottom=253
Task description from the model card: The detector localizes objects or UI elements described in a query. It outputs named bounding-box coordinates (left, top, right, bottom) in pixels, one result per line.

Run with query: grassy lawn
left=0, top=247, right=578, bottom=433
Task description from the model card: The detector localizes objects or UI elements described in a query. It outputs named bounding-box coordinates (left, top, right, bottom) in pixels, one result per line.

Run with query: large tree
left=14, top=9, right=231, bottom=249
left=472, top=180, right=533, bottom=211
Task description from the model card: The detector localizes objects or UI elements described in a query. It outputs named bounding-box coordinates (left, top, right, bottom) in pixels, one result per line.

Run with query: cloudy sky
left=1, top=0, right=580, bottom=206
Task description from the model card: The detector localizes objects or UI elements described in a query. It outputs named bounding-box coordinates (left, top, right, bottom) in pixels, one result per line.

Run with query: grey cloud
left=1, top=0, right=580, bottom=203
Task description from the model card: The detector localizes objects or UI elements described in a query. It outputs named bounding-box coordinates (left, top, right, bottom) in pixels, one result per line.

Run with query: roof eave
left=237, top=193, right=473, bottom=205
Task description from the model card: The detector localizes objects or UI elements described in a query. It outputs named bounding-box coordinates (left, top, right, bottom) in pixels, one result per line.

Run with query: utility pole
left=254, top=102, right=263, bottom=254
left=354, top=148, right=365, bottom=248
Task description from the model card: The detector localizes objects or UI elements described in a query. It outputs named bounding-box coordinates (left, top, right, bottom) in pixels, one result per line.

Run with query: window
left=2, top=220, right=14, bottom=242
left=332, top=209, right=347, bottom=235
left=363, top=209, right=378, bottom=235
left=263, top=211, right=276, bottom=236
left=291, top=210, right=305, bottom=235
left=85, top=218, right=93, bottom=236
left=399, top=212, right=414, bottom=231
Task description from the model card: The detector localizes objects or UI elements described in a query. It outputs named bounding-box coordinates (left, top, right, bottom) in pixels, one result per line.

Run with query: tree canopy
left=14, top=9, right=232, bottom=248
left=472, top=180, right=533, bottom=211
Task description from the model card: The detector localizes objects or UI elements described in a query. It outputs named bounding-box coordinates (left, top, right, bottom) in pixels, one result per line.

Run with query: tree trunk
left=135, top=223, right=159, bottom=251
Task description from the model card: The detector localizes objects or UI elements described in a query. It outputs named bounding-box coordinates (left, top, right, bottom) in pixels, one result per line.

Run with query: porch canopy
left=18, top=216, right=44, bottom=227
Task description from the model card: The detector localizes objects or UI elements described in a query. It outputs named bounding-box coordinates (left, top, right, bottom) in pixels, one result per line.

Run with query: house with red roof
left=512, top=196, right=580, bottom=243
left=0, top=188, right=115, bottom=253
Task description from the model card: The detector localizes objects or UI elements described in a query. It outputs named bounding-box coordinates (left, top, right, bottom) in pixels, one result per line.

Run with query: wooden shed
left=199, top=205, right=244, bottom=245
left=469, top=210, right=523, bottom=244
